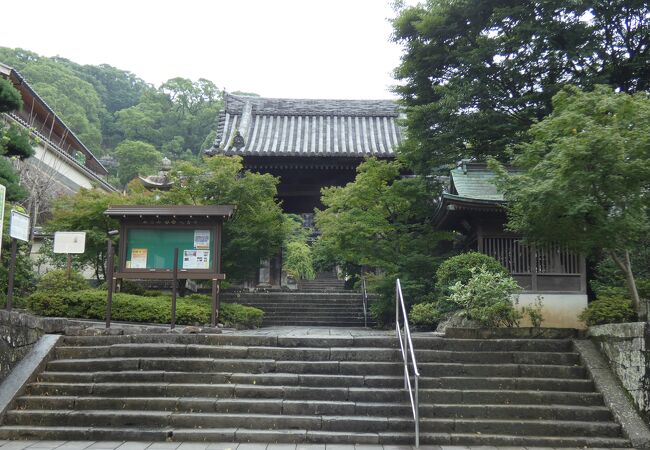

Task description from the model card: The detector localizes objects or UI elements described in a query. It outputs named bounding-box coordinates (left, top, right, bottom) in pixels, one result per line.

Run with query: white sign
left=9, top=210, right=29, bottom=242
left=183, top=249, right=210, bottom=269
left=53, top=231, right=86, bottom=254
left=0, top=184, right=5, bottom=258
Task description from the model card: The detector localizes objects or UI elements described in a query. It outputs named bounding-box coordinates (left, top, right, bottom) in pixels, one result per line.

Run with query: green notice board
left=125, top=228, right=214, bottom=270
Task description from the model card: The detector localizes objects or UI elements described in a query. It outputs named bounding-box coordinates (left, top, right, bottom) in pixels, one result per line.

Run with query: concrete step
left=0, top=426, right=632, bottom=446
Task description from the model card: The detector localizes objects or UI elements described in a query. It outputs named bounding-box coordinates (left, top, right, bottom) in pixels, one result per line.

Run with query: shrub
left=25, top=289, right=264, bottom=328
left=449, top=267, right=521, bottom=327
left=578, top=296, right=636, bottom=326
left=36, top=269, right=88, bottom=292
left=522, top=296, right=544, bottom=327
left=120, top=280, right=146, bottom=296
left=409, top=303, right=440, bottom=327
left=437, top=252, right=508, bottom=295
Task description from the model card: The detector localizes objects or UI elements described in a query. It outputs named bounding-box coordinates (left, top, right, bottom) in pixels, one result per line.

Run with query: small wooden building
left=434, top=161, right=587, bottom=327
left=205, top=93, right=401, bottom=215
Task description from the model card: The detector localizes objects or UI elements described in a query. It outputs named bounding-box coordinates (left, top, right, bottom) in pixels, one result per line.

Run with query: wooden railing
left=481, top=237, right=580, bottom=275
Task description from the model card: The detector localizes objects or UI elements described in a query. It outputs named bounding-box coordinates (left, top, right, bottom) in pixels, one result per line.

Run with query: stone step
left=14, top=396, right=613, bottom=421
left=3, top=409, right=621, bottom=437
left=54, top=345, right=580, bottom=365
left=44, top=357, right=587, bottom=378
left=24, top=382, right=604, bottom=406
left=0, top=425, right=631, bottom=447
left=36, top=371, right=595, bottom=391
left=44, top=356, right=588, bottom=378
left=58, top=334, right=574, bottom=352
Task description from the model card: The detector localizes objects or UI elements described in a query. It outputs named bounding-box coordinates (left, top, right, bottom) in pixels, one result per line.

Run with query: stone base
left=517, top=293, right=588, bottom=329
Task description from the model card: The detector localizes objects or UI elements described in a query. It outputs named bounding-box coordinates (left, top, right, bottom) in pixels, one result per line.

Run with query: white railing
left=361, top=276, right=369, bottom=328
left=395, top=278, right=420, bottom=447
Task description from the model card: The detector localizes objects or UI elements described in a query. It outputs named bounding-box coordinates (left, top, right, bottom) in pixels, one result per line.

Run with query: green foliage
left=113, top=140, right=162, bottom=186
left=392, top=1, right=650, bottom=175
left=316, top=158, right=451, bottom=324
left=408, top=302, right=440, bottom=328
left=161, top=155, right=286, bottom=282
left=283, top=241, right=315, bottom=280
left=579, top=296, right=636, bottom=326
left=436, top=252, right=508, bottom=296
left=44, top=187, right=155, bottom=281
left=0, top=242, right=35, bottom=306
left=0, top=77, right=22, bottom=112
left=36, top=269, right=88, bottom=292
left=493, top=85, right=650, bottom=308
left=449, top=267, right=521, bottom=328
left=522, top=296, right=544, bottom=327
left=0, top=47, right=222, bottom=163
left=25, top=289, right=263, bottom=328
left=0, top=158, right=27, bottom=201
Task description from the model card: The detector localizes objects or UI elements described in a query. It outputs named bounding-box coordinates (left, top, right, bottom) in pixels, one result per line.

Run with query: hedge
left=25, top=289, right=264, bottom=329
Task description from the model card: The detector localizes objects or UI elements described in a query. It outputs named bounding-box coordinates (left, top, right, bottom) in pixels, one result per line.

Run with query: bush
left=437, top=252, right=508, bottom=295
left=25, top=289, right=264, bottom=328
left=579, top=296, right=636, bottom=326
left=120, top=280, right=146, bottom=296
left=448, top=267, right=521, bottom=327
left=409, top=303, right=441, bottom=327
left=36, top=269, right=88, bottom=292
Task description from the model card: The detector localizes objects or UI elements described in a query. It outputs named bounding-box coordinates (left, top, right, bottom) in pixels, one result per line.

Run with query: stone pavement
left=0, top=442, right=636, bottom=450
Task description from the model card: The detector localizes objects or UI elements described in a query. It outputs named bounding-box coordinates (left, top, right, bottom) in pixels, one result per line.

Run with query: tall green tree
left=161, top=155, right=286, bottom=282
left=492, top=85, right=650, bottom=313
left=113, top=140, right=163, bottom=186
left=315, top=158, right=450, bottom=322
left=393, top=0, right=650, bottom=175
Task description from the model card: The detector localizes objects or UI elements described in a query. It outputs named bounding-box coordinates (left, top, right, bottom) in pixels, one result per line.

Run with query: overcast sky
left=0, top=0, right=410, bottom=100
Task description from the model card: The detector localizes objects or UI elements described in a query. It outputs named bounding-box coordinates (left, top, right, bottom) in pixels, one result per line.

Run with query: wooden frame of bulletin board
left=104, top=205, right=235, bottom=327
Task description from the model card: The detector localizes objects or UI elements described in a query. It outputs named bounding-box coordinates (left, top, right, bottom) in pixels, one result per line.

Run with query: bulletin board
left=125, top=228, right=214, bottom=270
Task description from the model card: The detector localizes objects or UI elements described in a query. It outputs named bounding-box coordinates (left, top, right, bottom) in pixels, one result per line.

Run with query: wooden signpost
left=103, top=205, right=235, bottom=328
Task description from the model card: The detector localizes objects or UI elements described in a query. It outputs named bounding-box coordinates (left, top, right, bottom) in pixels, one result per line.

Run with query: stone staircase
left=222, top=292, right=371, bottom=327
left=0, top=332, right=631, bottom=447
left=298, top=273, right=346, bottom=292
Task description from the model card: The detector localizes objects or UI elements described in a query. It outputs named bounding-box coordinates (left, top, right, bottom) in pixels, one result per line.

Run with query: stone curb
left=0, top=334, right=62, bottom=423
left=573, top=338, right=650, bottom=448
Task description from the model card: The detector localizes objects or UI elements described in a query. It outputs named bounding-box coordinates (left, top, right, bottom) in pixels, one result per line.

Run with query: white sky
left=0, top=0, right=410, bottom=100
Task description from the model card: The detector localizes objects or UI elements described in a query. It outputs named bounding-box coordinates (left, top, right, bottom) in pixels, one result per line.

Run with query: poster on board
left=194, top=230, right=210, bottom=249
left=130, top=248, right=148, bottom=268
left=183, top=249, right=210, bottom=269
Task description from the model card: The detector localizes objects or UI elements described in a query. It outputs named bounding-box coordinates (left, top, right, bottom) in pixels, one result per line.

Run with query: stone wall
left=0, top=310, right=78, bottom=384
left=588, top=322, right=650, bottom=414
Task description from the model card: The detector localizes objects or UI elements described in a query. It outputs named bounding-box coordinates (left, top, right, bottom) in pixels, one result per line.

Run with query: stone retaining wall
left=0, top=310, right=69, bottom=383
left=588, top=322, right=650, bottom=414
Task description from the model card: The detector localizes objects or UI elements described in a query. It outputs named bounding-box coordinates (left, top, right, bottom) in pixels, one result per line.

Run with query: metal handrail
left=361, top=276, right=369, bottom=328
left=395, top=278, right=420, bottom=447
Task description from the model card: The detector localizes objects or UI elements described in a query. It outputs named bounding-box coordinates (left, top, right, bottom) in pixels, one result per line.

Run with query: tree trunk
left=609, top=250, right=643, bottom=319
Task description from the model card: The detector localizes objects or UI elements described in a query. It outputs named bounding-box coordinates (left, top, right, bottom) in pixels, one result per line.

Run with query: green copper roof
left=450, top=163, right=504, bottom=201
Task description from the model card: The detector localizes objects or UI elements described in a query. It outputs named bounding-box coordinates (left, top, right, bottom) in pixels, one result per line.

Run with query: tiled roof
left=449, top=161, right=504, bottom=201
left=205, top=94, right=402, bottom=157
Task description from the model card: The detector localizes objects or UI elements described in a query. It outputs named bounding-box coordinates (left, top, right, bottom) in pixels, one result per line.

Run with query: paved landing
left=0, top=442, right=635, bottom=450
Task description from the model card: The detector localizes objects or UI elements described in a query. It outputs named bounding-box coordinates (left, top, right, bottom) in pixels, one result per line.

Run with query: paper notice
left=194, top=230, right=210, bottom=249
left=131, top=248, right=148, bottom=269
left=183, top=249, right=210, bottom=269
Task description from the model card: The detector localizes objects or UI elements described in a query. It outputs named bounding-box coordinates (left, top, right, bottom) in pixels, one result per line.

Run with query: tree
left=161, top=155, right=287, bottom=282
left=392, top=0, right=650, bottom=175
left=113, top=140, right=163, bottom=186
left=315, top=158, right=450, bottom=322
left=492, top=85, right=650, bottom=313
left=45, top=187, right=155, bottom=281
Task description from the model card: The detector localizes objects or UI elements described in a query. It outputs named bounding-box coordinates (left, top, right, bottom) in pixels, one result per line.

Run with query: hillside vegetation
left=0, top=47, right=223, bottom=187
